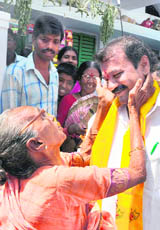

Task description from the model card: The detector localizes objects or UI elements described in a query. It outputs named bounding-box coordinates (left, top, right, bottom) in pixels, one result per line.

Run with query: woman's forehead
left=11, top=106, right=40, bottom=121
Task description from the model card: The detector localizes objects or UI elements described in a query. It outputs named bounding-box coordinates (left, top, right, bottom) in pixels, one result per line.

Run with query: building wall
left=0, top=11, right=10, bottom=92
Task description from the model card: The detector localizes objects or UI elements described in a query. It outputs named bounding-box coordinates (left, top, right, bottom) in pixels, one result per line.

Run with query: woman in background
left=57, top=61, right=102, bottom=152
left=57, top=46, right=78, bottom=67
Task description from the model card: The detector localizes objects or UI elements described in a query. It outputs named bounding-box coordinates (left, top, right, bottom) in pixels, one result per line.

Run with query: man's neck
left=48, top=147, right=64, bottom=166
left=33, top=52, right=51, bottom=84
left=33, top=52, right=50, bottom=70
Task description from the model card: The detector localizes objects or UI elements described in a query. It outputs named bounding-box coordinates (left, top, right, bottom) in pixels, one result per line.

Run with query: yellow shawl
left=90, top=81, right=160, bottom=229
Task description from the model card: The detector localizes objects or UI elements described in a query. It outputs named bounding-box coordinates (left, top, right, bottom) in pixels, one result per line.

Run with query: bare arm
left=108, top=75, right=155, bottom=196
left=107, top=100, right=145, bottom=197
left=79, top=78, right=115, bottom=160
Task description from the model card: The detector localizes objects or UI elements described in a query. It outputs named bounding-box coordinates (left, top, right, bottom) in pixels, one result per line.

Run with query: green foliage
left=4, top=0, right=32, bottom=54
left=4, top=0, right=32, bottom=35
left=44, top=0, right=118, bottom=44
left=4, top=0, right=14, bottom=4
left=14, top=0, right=32, bottom=35
left=100, top=4, right=118, bottom=45
left=4, top=0, right=117, bottom=48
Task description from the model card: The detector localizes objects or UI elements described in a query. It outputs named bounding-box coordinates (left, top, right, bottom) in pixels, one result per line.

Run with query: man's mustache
left=112, top=85, right=127, bottom=94
left=41, top=48, right=55, bottom=55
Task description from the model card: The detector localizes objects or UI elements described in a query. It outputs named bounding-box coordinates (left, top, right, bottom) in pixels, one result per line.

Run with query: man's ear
left=138, top=55, right=150, bottom=75
left=26, top=138, right=45, bottom=152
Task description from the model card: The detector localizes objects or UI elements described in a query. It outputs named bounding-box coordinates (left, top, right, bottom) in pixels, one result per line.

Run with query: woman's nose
left=88, top=77, right=96, bottom=83
left=68, top=57, right=73, bottom=63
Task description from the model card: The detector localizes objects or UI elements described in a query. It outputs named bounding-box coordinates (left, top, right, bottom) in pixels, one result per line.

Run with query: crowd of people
left=0, top=13, right=160, bottom=230
left=57, top=60, right=102, bottom=152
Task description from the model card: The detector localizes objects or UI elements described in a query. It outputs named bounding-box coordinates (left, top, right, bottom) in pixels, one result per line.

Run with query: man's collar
left=25, top=52, right=35, bottom=71
left=25, top=52, right=57, bottom=72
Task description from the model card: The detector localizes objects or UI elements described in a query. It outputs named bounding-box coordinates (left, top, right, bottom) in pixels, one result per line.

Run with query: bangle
left=129, top=147, right=145, bottom=156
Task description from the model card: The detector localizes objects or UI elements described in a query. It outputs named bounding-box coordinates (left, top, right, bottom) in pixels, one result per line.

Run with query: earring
left=45, top=145, right=48, bottom=150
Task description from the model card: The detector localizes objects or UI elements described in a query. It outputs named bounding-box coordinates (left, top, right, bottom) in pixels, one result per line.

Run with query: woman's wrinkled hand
left=128, top=74, right=155, bottom=113
left=96, top=77, right=115, bottom=108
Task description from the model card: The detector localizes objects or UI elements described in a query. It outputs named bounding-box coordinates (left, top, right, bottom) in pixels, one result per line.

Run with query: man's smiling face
left=101, top=45, right=146, bottom=105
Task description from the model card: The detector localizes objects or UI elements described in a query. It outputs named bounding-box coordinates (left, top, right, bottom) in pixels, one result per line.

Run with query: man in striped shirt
left=1, top=15, right=64, bottom=116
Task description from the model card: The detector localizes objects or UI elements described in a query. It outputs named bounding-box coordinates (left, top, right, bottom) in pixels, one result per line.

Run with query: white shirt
left=88, top=94, right=160, bottom=230
left=1, top=53, right=59, bottom=116
left=15, top=53, right=26, bottom=63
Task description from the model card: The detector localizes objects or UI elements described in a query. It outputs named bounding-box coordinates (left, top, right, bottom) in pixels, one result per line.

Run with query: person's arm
left=107, top=78, right=147, bottom=197
left=79, top=78, right=115, bottom=160
left=0, top=64, right=22, bottom=113
left=55, top=78, right=154, bottom=202
left=61, top=79, right=115, bottom=167
left=42, top=78, right=147, bottom=203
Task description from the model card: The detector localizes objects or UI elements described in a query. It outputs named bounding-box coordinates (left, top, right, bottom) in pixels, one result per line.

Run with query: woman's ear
left=26, top=138, right=45, bottom=152
left=138, top=55, right=150, bottom=75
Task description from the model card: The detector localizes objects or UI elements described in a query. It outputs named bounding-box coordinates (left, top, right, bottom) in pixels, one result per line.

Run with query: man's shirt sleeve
left=0, top=65, right=22, bottom=113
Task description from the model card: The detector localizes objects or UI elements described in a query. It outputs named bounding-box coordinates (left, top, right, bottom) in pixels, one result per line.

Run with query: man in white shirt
left=89, top=35, right=160, bottom=230
left=1, top=16, right=64, bottom=116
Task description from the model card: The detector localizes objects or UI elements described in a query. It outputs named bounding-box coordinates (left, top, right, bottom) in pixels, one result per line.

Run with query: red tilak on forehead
left=103, top=70, right=110, bottom=80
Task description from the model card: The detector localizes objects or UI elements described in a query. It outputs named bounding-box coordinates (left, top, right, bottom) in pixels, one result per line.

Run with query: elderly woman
left=0, top=78, right=148, bottom=230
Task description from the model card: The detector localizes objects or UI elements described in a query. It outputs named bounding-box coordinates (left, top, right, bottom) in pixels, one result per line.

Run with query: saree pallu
left=62, top=93, right=98, bottom=152
left=64, top=93, right=98, bottom=130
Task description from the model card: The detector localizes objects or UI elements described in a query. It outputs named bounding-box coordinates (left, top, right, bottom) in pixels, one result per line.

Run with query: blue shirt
left=1, top=52, right=59, bottom=116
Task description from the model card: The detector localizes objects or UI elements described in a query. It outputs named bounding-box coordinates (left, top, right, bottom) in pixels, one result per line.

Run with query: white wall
left=0, top=11, right=10, bottom=92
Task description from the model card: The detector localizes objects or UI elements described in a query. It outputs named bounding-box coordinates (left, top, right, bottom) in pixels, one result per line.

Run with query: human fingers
left=101, top=78, right=108, bottom=89
left=141, top=73, right=155, bottom=96
left=130, top=79, right=143, bottom=95
left=137, top=74, right=155, bottom=107
left=96, top=77, right=101, bottom=86
left=96, top=77, right=102, bottom=93
left=128, top=79, right=143, bottom=109
left=141, top=73, right=152, bottom=89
